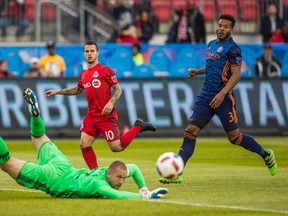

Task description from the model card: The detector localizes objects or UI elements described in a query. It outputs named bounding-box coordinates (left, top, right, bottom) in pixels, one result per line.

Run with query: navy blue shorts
left=190, top=93, right=238, bottom=131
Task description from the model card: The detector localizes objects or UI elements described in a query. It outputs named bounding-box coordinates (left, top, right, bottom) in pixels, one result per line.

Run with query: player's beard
left=216, top=30, right=231, bottom=41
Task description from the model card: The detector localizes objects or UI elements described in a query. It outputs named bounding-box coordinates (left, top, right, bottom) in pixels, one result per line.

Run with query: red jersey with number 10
left=77, top=63, right=118, bottom=117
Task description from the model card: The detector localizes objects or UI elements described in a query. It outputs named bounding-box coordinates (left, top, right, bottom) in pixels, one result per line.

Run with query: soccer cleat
left=264, top=149, right=277, bottom=176
left=134, top=118, right=156, bottom=132
left=159, top=175, right=183, bottom=184
left=23, top=88, right=40, bottom=117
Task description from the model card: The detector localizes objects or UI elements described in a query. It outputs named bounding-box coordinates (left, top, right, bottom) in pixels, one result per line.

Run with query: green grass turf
left=1, top=137, right=288, bottom=216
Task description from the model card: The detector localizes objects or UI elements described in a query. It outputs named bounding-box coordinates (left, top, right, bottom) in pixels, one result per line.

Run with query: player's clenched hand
left=44, top=90, right=59, bottom=97
left=188, top=68, right=198, bottom=78
left=209, top=91, right=226, bottom=109
left=102, top=102, right=114, bottom=115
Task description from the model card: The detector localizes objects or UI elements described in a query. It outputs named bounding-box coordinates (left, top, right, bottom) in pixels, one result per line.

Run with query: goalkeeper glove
left=139, top=187, right=168, bottom=199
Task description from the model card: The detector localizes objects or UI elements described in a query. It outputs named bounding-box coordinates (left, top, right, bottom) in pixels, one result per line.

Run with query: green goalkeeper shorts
left=16, top=141, right=73, bottom=193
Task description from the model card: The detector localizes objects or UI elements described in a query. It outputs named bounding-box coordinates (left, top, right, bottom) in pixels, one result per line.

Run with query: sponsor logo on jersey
left=207, top=52, right=220, bottom=60
left=92, top=79, right=101, bottom=88
left=83, top=82, right=91, bottom=88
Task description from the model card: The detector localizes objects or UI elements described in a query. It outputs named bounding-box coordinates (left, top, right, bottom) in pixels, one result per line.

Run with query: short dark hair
left=84, top=40, right=99, bottom=51
left=108, top=160, right=127, bottom=173
left=219, top=14, right=236, bottom=28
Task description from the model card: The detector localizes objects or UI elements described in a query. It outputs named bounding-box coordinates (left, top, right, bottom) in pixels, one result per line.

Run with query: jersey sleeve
left=105, top=66, right=118, bottom=86
left=77, top=73, right=83, bottom=88
left=97, top=185, right=141, bottom=200
left=126, top=164, right=146, bottom=188
left=228, top=45, right=242, bottom=67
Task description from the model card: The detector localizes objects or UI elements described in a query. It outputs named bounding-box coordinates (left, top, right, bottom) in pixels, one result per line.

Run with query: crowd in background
left=0, top=0, right=288, bottom=78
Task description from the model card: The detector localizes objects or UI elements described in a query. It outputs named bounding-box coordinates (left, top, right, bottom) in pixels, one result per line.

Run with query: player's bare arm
left=209, top=65, right=241, bottom=109
left=188, top=68, right=205, bottom=78
left=44, top=86, right=83, bottom=97
left=102, top=84, right=122, bottom=115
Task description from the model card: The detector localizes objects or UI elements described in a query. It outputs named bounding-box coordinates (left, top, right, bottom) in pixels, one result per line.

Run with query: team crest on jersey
left=92, top=79, right=101, bottom=88
left=93, top=71, right=99, bottom=78
left=111, top=75, right=117, bottom=82
left=217, top=46, right=223, bottom=53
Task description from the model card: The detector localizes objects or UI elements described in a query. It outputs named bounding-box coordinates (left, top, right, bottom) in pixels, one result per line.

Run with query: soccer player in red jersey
left=44, top=41, right=156, bottom=169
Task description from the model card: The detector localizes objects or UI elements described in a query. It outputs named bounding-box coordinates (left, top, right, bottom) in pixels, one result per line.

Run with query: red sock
left=120, top=126, right=141, bottom=149
left=81, top=146, right=98, bottom=169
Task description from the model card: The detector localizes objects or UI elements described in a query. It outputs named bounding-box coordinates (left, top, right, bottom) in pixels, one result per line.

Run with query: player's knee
left=109, top=144, right=123, bottom=152
left=228, top=132, right=241, bottom=145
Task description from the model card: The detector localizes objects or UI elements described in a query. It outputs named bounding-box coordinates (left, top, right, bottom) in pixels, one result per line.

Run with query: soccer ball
left=156, top=152, right=184, bottom=179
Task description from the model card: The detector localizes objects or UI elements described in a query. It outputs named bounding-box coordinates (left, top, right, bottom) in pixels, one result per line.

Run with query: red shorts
left=80, top=109, right=120, bottom=142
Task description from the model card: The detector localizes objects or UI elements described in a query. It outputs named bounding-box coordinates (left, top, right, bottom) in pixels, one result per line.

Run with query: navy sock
left=231, top=133, right=266, bottom=157
left=178, top=131, right=196, bottom=167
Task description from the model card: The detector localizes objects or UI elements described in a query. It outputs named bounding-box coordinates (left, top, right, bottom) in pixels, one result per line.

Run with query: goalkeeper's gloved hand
left=139, top=186, right=168, bottom=199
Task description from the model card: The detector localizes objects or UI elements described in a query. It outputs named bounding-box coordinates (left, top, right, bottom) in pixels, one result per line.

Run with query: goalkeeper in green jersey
left=0, top=88, right=168, bottom=199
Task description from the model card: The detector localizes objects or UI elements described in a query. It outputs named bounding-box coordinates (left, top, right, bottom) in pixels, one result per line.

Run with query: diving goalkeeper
left=0, top=88, right=167, bottom=199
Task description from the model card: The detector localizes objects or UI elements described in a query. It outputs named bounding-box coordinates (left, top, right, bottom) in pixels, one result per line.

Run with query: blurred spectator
left=135, top=9, right=154, bottom=43
left=166, top=8, right=204, bottom=44
left=255, top=43, right=281, bottom=77
left=166, top=11, right=181, bottom=43
left=260, top=4, right=284, bottom=43
left=132, top=43, right=144, bottom=66
left=282, top=23, right=288, bottom=42
left=0, top=59, right=13, bottom=78
left=0, top=0, right=30, bottom=38
left=110, top=0, right=134, bottom=42
left=39, top=41, right=66, bottom=77
left=187, top=3, right=206, bottom=43
left=116, top=25, right=140, bottom=44
left=23, top=57, right=42, bottom=78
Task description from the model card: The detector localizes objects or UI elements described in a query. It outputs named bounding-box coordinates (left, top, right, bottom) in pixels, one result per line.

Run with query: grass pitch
left=0, top=137, right=288, bottom=216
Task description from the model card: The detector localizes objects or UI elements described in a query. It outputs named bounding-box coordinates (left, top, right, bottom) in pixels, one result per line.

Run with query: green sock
left=0, top=137, right=11, bottom=164
left=30, top=116, right=46, bottom=137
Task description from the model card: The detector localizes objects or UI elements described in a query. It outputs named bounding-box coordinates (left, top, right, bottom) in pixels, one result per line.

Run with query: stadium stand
left=133, top=64, right=155, bottom=77
left=109, top=48, right=134, bottom=78
left=217, top=0, right=238, bottom=19
left=169, top=63, right=189, bottom=77
left=151, top=0, right=171, bottom=22
left=176, top=48, right=200, bottom=69
left=239, top=0, right=259, bottom=21
left=148, top=48, right=171, bottom=75
left=281, top=63, right=288, bottom=77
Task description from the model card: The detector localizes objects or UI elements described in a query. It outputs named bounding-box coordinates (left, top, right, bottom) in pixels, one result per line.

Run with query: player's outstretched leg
left=134, top=118, right=156, bottom=132
left=264, top=149, right=277, bottom=176
left=23, top=88, right=40, bottom=117
left=159, top=175, right=183, bottom=184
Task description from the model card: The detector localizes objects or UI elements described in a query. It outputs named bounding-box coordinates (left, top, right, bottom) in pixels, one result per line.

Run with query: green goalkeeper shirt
left=56, top=164, right=145, bottom=199
left=18, top=162, right=145, bottom=199
left=16, top=142, right=146, bottom=199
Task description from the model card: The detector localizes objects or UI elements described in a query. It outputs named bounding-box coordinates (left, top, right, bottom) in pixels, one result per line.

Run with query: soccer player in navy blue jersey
left=159, top=14, right=277, bottom=184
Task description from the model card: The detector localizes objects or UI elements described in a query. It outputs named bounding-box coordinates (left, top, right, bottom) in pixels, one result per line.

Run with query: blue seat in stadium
left=133, top=64, right=154, bottom=77
left=169, top=63, right=189, bottom=77
left=177, top=48, right=199, bottom=68
left=281, top=63, right=288, bottom=77
left=148, top=48, right=170, bottom=73
left=110, top=48, right=134, bottom=78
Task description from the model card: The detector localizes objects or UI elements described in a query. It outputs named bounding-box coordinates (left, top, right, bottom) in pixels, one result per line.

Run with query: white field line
left=147, top=199, right=288, bottom=215
left=1, top=188, right=288, bottom=215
